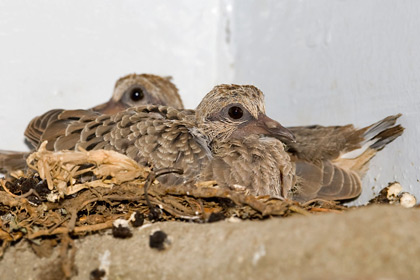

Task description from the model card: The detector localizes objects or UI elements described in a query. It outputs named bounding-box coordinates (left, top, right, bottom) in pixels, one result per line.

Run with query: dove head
left=195, top=84, right=295, bottom=143
left=92, top=73, right=184, bottom=114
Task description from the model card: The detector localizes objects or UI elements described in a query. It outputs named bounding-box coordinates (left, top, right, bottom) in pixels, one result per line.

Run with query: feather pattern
left=2, top=83, right=404, bottom=203
left=286, top=114, right=403, bottom=201
left=0, top=73, right=184, bottom=174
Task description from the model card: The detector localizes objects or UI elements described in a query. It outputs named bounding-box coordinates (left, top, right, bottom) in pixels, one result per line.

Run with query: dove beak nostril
left=268, top=123, right=296, bottom=143
left=265, top=120, right=280, bottom=129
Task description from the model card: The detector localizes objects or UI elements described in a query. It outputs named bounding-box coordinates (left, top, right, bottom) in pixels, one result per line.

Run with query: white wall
left=228, top=1, right=420, bottom=204
left=0, top=0, right=223, bottom=149
left=0, top=0, right=418, bottom=204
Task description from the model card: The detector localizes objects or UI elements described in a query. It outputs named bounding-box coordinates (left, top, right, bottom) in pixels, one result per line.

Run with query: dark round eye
left=130, top=87, right=145, bottom=101
left=228, top=106, right=243, bottom=119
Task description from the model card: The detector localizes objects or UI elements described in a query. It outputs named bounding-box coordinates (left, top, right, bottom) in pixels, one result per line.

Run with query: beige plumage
left=0, top=73, right=184, bottom=173
left=286, top=115, right=404, bottom=201
left=20, top=84, right=404, bottom=202
left=2, top=83, right=404, bottom=202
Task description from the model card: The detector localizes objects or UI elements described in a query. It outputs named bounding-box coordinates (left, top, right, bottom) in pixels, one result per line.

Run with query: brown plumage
left=25, top=73, right=184, bottom=148
left=0, top=73, right=184, bottom=173
left=91, top=73, right=184, bottom=114
left=3, top=83, right=404, bottom=202
left=22, top=85, right=297, bottom=197
left=285, top=115, right=404, bottom=202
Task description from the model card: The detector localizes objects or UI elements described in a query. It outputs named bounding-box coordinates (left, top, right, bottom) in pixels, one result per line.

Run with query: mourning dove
left=0, top=73, right=184, bottom=173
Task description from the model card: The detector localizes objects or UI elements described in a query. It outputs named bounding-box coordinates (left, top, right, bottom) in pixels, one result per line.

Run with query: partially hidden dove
left=20, top=84, right=404, bottom=202
left=25, top=73, right=184, bottom=148
left=91, top=73, right=184, bottom=114
left=0, top=73, right=184, bottom=173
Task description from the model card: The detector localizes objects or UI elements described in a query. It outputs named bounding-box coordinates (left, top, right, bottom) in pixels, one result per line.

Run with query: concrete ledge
left=1, top=205, right=419, bottom=279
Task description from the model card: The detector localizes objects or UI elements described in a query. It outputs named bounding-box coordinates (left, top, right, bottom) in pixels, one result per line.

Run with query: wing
left=106, top=106, right=210, bottom=185
left=24, top=109, right=64, bottom=148
left=24, top=109, right=101, bottom=150
left=38, top=105, right=210, bottom=185
left=287, top=115, right=403, bottom=173
left=290, top=157, right=362, bottom=202
left=287, top=114, right=403, bottom=202
left=285, top=124, right=363, bottom=161
left=285, top=124, right=364, bottom=201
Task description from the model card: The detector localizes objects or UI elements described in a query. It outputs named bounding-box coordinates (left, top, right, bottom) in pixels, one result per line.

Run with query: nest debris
left=0, top=143, right=377, bottom=277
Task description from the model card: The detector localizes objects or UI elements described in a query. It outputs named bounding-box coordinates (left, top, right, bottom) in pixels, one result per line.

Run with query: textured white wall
left=0, top=0, right=418, bottom=204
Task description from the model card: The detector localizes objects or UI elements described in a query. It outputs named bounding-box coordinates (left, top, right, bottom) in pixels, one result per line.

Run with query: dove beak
left=231, top=113, right=296, bottom=142
left=256, top=113, right=296, bottom=143
left=91, top=99, right=128, bottom=115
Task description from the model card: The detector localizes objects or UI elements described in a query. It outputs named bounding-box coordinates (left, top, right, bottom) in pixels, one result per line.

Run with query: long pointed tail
left=366, top=114, right=404, bottom=151
left=335, top=114, right=404, bottom=175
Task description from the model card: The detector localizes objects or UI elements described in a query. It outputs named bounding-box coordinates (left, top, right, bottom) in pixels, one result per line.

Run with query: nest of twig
left=0, top=142, right=348, bottom=277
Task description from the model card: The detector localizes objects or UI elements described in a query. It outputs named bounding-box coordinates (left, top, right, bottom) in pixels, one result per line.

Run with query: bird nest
left=0, top=143, right=369, bottom=277
left=0, top=143, right=348, bottom=248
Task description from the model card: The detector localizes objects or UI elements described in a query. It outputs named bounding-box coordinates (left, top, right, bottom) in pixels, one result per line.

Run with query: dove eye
left=228, top=106, right=243, bottom=120
left=129, top=87, right=145, bottom=102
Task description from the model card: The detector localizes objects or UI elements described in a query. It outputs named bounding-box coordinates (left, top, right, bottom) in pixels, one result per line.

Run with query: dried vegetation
left=0, top=142, right=405, bottom=278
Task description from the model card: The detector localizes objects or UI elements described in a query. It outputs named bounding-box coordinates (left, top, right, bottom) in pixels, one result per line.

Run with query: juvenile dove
left=91, top=73, right=184, bottom=114
left=23, top=84, right=297, bottom=197
left=25, top=73, right=184, bottom=148
left=0, top=73, right=184, bottom=173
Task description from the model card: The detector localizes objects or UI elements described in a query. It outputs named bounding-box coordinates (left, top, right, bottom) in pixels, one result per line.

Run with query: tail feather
left=370, top=124, right=404, bottom=151
left=335, top=114, right=404, bottom=175
left=363, top=114, right=401, bottom=141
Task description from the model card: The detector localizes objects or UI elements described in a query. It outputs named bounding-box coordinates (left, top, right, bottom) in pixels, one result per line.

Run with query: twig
left=309, top=207, right=343, bottom=214
left=0, top=179, right=17, bottom=197
left=163, top=184, right=291, bottom=216
left=48, top=216, right=71, bottom=234
left=60, top=233, right=77, bottom=279
left=143, top=168, right=183, bottom=219
left=27, top=219, right=118, bottom=239
left=18, top=188, right=41, bottom=199
left=288, top=205, right=311, bottom=216
left=67, top=209, right=78, bottom=232
left=301, top=198, right=339, bottom=207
